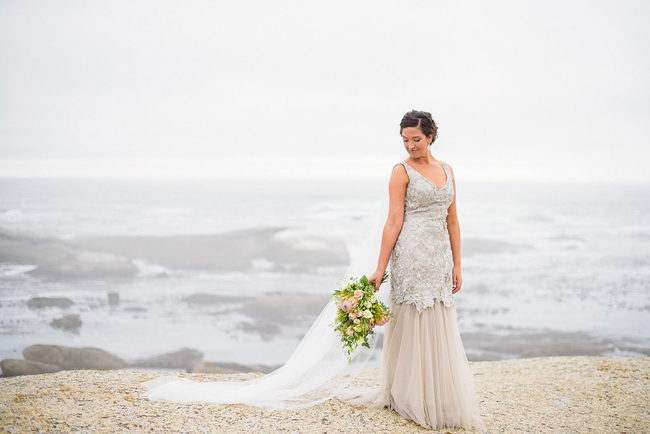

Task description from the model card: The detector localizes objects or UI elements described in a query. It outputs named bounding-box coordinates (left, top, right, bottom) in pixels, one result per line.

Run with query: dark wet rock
left=183, top=293, right=249, bottom=305
left=0, top=358, right=62, bottom=377
left=23, top=344, right=125, bottom=370
left=128, top=349, right=204, bottom=371
left=26, top=297, right=74, bottom=309
left=107, top=292, right=120, bottom=306
left=190, top=361, right=280, bottom=374
left=236, top=320, right=281, bottom=341
left=49, top=314, right=82, bottom=332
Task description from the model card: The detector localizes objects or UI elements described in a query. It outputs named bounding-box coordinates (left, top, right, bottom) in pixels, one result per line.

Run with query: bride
left=141, top=110, right=488, bottom=433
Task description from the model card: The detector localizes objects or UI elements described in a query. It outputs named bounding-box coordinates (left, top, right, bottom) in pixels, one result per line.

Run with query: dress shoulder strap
left=441, top=161, right=453, bottom=181
left=392, top=161, right=409, bottom=171
left=394, top=160, right=416, bottom=176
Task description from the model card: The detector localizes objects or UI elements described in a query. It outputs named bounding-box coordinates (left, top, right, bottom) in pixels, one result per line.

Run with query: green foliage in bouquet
left=329, top=271, right=392, bottom=364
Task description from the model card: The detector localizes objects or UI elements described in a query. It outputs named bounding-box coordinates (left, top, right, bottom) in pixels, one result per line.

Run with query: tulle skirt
left=336, top=297, right=488, bottom=433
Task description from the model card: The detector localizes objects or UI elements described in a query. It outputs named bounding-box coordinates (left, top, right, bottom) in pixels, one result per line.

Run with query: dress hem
left=391, top=295, right=455, bottom=313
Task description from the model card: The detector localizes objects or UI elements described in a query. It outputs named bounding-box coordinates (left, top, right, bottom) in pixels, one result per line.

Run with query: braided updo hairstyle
left=399, top=110, right=438, bottom=146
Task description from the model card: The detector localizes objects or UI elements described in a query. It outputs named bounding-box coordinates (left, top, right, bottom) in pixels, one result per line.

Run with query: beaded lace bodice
left=389, top=159, right=456, bottom=312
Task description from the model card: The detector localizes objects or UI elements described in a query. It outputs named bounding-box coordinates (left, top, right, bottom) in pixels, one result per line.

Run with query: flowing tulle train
left=336, top=297, right=488, bottom=433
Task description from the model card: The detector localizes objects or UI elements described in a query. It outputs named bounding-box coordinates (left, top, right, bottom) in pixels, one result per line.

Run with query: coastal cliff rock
left=23, top=344, right=125, bottom=370
left=0, top=359, right=62, bottom=376
left=1, top=344, right=280, bottom=377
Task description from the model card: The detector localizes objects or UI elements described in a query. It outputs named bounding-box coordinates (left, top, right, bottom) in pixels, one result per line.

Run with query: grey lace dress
left=336, top=159, right=488, bottom=433
left=389, top=160, right=456, bottom=311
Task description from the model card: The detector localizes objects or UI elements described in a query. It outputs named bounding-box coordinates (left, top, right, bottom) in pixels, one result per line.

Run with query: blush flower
left=376, top=315, right=389, bottom=326
left=331, top=273, right=392, bottom=364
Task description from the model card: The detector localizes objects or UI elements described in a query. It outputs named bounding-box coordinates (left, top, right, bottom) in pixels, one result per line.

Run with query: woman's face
left=401, top=126, right=433, bottom=157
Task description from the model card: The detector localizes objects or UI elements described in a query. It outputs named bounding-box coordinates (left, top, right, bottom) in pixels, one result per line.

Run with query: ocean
left=1, top=176, right=649, bottom=371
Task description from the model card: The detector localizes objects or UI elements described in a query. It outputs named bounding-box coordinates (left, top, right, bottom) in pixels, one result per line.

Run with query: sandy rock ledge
left=0, top=355, right=648, bottom=433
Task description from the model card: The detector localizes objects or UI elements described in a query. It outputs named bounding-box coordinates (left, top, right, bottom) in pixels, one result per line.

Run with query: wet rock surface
left=26, top=297, right=74, bottom=309
left=49, top=314, right=82, bottom=332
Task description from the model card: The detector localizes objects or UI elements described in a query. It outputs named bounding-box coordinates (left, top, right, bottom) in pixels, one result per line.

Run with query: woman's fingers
left=452, top=275, right=462, bottom=294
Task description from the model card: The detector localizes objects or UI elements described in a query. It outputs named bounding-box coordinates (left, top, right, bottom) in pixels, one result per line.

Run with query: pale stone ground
left=1, top=355, right=648, bottom=433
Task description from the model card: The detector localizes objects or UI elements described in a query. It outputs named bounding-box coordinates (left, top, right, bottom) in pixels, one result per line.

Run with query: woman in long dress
left=141, top=109, right=487, bottom=432
left=336, top=110, right=488, bottom=433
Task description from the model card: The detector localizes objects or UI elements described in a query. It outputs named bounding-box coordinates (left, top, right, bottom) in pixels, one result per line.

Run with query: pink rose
left=354, top=289, right=364, bottom=299
left=341, top=299, right=353, bottom=312
left=345, top=329, right=354, bottom=336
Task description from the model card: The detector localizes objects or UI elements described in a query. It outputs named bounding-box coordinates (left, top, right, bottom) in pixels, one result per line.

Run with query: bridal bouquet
left=330, top=272, right=392, bottom=364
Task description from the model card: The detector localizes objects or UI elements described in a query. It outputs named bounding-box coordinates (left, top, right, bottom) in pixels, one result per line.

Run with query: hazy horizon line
left=0, top=157, right=648, bottom=186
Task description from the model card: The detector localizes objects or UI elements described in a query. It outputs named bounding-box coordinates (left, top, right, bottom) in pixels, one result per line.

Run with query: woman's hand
left=452, top=265, right=462, bottom=294
left=368, top=269, right=385, bottom=292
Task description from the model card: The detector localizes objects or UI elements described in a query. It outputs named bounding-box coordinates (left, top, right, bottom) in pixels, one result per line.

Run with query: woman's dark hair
left=399, top=110, right=438, bottom=146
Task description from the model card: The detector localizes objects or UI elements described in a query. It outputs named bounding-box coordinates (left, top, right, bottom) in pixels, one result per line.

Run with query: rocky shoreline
left=0, top=226, right=349, bottom=280
left=1, top=355, right=648, bottom=433
left=1, top=344, right=282, bottom=378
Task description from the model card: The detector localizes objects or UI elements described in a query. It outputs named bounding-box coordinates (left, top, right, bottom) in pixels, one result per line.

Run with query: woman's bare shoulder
left=390, top=162, right=409, bottom=185
left=391, top=161, right=408, bottom=175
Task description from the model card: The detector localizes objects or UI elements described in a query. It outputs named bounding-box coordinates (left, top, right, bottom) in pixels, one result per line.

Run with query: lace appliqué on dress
left=389, top=160, right=456, bottom=313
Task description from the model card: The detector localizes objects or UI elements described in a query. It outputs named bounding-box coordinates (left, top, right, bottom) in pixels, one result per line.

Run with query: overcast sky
left=1, top=0, right=648, bottom=183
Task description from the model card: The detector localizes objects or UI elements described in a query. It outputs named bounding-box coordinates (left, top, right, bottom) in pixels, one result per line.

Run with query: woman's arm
left=446, top=164, right=462, bottom=293
left=369, top=164, right=407, bottom=291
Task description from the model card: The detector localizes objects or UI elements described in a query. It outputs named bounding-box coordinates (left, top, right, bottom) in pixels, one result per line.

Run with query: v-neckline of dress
left=404, top=160, right=449, bottom=190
